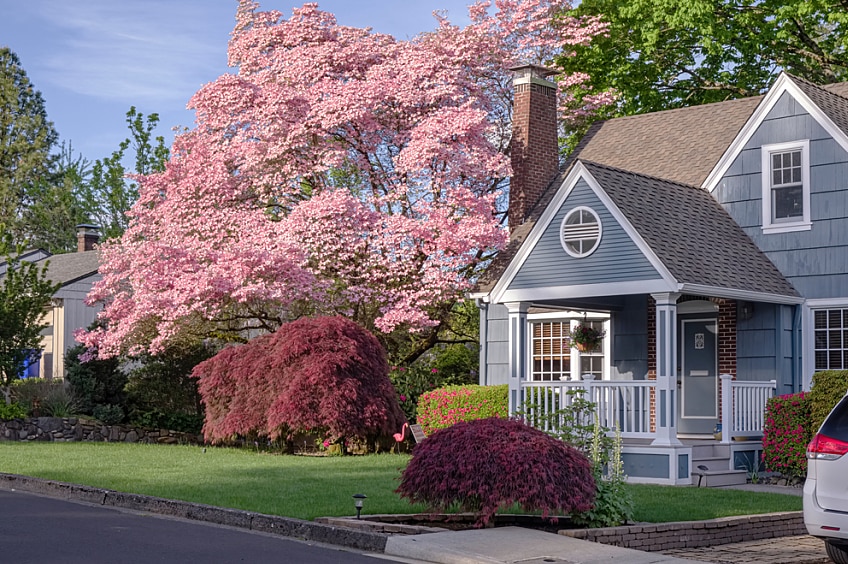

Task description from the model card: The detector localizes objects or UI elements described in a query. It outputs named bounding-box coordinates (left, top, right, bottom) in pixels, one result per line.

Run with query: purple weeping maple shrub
left=193, top=316, right=406, bottom=445
left=396, top=417, right=596, bottom=526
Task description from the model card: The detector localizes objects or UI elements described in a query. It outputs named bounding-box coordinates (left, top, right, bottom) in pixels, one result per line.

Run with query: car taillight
left=807, top=433, right=848, bottom=460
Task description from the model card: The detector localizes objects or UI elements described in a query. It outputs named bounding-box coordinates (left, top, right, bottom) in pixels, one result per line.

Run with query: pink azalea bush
left=192, top=316, right=406, bottom=447
left=762, top=392, right=813, bottom=480
left=397, top=417, right=595, bottom=526
left=78, top=0, right=611, bottom=359
left=416, top=384, right=508, bottom=435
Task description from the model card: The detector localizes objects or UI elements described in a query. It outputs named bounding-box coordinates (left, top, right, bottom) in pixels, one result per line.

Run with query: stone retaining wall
left=0, top=417, right=201, bottom=445
left=561, top=511, right=806, bottom=551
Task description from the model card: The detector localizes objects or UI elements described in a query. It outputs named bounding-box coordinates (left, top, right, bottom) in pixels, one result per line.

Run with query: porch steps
left=690, top=442, right=748, bottom=487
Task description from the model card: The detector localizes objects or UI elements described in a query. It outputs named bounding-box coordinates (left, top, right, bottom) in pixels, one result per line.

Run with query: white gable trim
left=678, top=283, right=803, bottom=305
left=704, top=72, right=848, bottom=193
left=500, top=279, right=673, bottom=303
left=490, top=161, right=678, bottom=304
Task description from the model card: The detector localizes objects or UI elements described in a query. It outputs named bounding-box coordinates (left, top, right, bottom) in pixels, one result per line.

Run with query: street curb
left=0, top=473, right=388, bottom=553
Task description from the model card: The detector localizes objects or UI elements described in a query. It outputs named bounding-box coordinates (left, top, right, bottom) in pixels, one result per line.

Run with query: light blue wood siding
left=611, top=295, right=649, bottom=380
left=714, top=90, right=848, bottom=299
left=736, top=302, right=798, bottom=392
left=482, top=303, right=509, bottom=386
left=507, top=178, right=660, bottom=291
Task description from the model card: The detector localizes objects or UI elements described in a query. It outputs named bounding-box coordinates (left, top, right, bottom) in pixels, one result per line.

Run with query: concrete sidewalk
left=384, top=527, right=703, bottom=564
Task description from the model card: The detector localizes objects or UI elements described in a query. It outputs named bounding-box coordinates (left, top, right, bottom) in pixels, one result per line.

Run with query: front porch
left=517, top=375, right=775, bottom=485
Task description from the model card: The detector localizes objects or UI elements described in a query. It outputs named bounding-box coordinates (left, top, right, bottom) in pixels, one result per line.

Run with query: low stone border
left=0, top=473, right=387, bottom=553
left=0, top=417, right=201, bottom=445
left=561, top=511, right=806, bottom=551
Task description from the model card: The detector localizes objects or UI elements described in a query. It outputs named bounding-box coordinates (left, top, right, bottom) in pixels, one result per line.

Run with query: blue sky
left=1, top=0, right=473, bottom=165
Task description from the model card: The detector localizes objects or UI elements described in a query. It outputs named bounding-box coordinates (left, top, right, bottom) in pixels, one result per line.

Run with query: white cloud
left=35, top=0, right=233, bottom=104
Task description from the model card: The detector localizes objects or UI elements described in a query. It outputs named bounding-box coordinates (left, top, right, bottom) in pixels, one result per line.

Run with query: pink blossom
left=79, top=0, right=610, bottom=357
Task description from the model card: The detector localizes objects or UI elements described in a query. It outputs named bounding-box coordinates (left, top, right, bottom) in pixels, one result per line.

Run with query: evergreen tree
left=0, top=47, right=58, bottom=243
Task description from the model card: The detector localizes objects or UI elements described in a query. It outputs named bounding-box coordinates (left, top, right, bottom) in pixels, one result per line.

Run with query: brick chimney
left=76, top=224, right=101, bottom=252
left=509, top=64, right=559, bottom=232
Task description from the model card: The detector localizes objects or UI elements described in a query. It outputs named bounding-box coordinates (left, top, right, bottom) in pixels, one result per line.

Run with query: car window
left=820, top=394, right=848, bottom=441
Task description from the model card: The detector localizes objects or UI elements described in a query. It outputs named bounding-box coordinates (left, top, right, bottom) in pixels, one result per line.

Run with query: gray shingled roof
left=582, top=161, right=798, bottom=296
left=790, top=75, right=848, bottom=137
left=40, top=251, right=100, bottom=287
left=572, top=97, right=761, bottom=187
left=477, top=78, right=848, bottom=296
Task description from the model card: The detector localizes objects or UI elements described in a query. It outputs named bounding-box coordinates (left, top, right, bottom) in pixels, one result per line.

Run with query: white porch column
left=720, top=374, right=733, bottom=444
left=651, top=292, right=682, bottom=446
left=506, top=302, right=530, bottom=415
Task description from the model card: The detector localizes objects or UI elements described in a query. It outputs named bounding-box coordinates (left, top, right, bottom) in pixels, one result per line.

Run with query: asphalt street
left=0, top=489, right=400, bottom=564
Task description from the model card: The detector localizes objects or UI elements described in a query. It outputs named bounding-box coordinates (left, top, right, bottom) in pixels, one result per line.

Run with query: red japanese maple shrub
left=193, top=316, right=406, bottom=445
left=396, top=417, right=595, bottom=526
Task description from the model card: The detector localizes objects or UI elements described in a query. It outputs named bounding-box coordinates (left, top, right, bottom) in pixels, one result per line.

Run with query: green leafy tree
left=78, top=107, right=169, bottom=240
left=0, top=234, right=60, bottom=404
left=0, top=47, right=58, bottom=242
left=24, top=142, right=92, bottom=253
left=557, top=0, right=848, bottom=125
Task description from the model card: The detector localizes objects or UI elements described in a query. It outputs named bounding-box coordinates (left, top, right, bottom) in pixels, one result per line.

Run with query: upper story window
left=761, top=140, right=811, bottom=234
left=560, top=206, right=602, bottom=257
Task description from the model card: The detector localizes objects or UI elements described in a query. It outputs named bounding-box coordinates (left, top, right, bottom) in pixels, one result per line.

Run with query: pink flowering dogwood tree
left=80, top=0, right=610, bottom=360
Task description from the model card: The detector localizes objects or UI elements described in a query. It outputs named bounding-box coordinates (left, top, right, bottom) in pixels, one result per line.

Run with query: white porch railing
left=719, top=374, right=777, bottom=444
left=519, top=376, right=655, bottom=439
left=518, top=374, right=777, bottom=442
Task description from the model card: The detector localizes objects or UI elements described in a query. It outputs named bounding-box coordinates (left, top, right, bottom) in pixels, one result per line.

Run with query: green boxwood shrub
left=762, top=392, right=812, bottom=480
left=0, top=402, right=27, bottom=420
left=808, top=370, right=848, bottom=432
left=415, top=384, right=507, bottom=435
left=65, top=343, right=127, bottom=418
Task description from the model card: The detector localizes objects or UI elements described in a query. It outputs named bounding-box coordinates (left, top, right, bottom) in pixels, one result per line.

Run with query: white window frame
left=527, top=311, right=610, bottom=382
left=761, top=140, right=811, bottom=234
left=560, top=206, right=602, bottom=258
left=803, top=298, right=848, bottom=390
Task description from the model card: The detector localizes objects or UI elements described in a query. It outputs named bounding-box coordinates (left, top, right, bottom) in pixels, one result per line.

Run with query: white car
left=805, top=392, right=848, bottom=563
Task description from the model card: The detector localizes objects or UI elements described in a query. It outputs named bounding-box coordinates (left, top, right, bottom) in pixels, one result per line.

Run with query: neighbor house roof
left=41, top=251, right=100, bottom=287
left=1, top=250, right=101, bottom=287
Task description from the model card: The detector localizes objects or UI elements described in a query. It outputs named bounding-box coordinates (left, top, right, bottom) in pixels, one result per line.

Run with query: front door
left=678, top=318, right=718, bottom=435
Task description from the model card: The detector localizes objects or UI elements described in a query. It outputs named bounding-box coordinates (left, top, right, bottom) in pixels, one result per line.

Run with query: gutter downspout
left=792, top=304, right=802, bottom=393
left=476, top=298, right=488, bottom=386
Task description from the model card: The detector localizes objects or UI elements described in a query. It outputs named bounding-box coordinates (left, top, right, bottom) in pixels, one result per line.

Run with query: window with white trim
left=814, top=308, right=848, bottom=371
left=560, top=207, right=602, bottom=257
left=761, top=140, right=811, bottom=233
left=530, top=317, right=608, bottom=382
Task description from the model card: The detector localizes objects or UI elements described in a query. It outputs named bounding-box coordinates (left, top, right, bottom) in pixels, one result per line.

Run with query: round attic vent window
left=560, top=206, right=602, bottom=258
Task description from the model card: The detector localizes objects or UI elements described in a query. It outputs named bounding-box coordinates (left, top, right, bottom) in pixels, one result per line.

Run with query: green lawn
left=0, top=442, right=801, bottom=522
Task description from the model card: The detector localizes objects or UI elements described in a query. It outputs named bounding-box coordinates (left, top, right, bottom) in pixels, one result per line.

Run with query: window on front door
left=530, top=318, right=606, bottom=381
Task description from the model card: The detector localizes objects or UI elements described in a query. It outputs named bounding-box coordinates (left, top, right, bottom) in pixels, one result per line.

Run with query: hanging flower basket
left=569, top=324, right=605, bottom=352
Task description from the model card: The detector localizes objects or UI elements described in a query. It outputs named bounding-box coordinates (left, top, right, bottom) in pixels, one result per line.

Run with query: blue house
left=473, top=67, right=848, bottom=485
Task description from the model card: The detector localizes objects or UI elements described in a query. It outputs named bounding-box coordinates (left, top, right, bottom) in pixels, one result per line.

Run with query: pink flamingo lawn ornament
left=393, top=423, right=410, bottom=452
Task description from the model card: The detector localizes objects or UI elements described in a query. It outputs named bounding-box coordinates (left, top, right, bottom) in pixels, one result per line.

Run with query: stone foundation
left=0, top=417, right=201, bottom=445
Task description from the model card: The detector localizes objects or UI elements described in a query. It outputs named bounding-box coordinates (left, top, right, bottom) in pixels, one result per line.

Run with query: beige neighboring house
left=28, top=225, right=102, bottom=380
